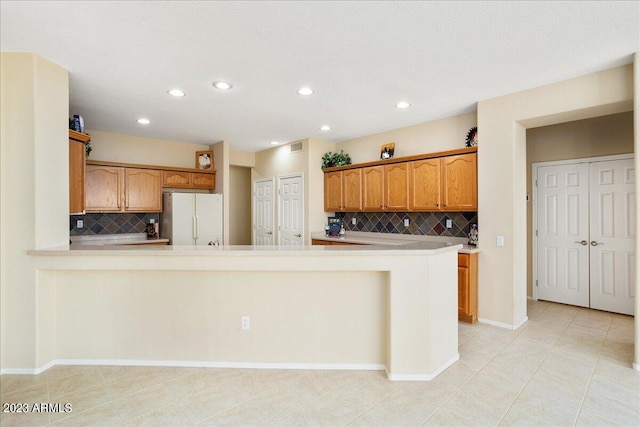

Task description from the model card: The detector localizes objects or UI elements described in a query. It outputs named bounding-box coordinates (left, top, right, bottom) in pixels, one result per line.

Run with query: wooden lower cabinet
left=458, top=253, right=478, bottom=323
left=311, top=239, right=362, bottom=246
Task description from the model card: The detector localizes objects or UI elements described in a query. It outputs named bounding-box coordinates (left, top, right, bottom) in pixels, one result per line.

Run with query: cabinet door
left=442, top=153, right=477, bottom=211
left=191, top=172, right=215, bottom=190
left=342, top=169, right=362, bottom=211
left=163, top=171, right=190, bottom=188
left=458, top=265, right=470, bottom=315
left=409, top=159, right=441, bottom=211
left=85, top=165, right=124, bottom=212
left=125, top=169, right=162, bottom=212
left=69, top=139, right=86, bottom=214
left=384, top=163, right=409, bottom=210
left=324, top=171, right=343, bottom=211
left=362, top=166, right=384, bottom=211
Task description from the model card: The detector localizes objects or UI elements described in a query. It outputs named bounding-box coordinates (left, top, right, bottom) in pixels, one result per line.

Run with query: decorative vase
left=468, top=224, right=478, bottom=246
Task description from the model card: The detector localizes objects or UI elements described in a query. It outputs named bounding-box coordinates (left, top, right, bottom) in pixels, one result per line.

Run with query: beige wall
left=87, top=130, right=211, bottom=168
left=338, top=112, right=477, bottom=163
left=525, top=112, right=635, bottom=296
left=634, top=52, right=640, bottom=371
left=229, top=166, right=252, bottom=245
left=0, top=53, right=69, bottom=369
left=478, top=64, right=634, bottom=331
left=230, top=149, right=255, bottom=168
left=212, top=140, right=230, bottom=243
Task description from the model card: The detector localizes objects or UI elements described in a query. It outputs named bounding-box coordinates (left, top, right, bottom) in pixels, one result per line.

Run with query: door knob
left=574, top=240, right=588, bottom=246
left=295, top=233, right=302, bottom=237
left=590, top=241, right=604, bottom=246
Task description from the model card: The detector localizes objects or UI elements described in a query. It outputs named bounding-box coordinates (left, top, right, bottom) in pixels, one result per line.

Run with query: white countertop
left=70, top=233, right=169, bottom=246
left=311, top=231, right=480, bottom=254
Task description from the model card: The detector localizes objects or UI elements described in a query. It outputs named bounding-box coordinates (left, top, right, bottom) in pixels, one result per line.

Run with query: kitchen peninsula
left=29, top=241, right=460, bottom=381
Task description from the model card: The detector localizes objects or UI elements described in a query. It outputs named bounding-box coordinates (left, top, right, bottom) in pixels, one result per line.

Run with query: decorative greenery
left=321, top=150, right=352, bottom=169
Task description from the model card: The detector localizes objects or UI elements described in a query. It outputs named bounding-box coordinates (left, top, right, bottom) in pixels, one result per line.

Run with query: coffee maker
left=325, top=217, right=343, bottom=237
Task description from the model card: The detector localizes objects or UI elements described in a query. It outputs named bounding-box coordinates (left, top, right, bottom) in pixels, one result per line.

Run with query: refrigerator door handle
left=193, top=215, right=197, bottom=240
left=195, top=215, right=199, bottom=240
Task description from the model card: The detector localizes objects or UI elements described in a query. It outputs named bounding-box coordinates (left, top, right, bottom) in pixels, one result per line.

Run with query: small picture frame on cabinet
left=195, top=151, right=213, bottom=170
left=380, top=143, right=395, bottom=160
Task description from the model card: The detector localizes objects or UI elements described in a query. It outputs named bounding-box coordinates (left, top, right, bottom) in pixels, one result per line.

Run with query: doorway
left=533, top=155, right=635, bottom=315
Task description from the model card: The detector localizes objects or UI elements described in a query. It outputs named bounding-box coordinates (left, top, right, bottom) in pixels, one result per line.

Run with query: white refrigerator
left=161, top=193, right=223, bottom=245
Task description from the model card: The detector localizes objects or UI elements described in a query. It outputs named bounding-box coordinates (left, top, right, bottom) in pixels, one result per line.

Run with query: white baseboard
left=385, top=353, right=460, bottom=381
left=479, top=316, right=528, bottom=331
left=1, top=359, right=386, bottom=375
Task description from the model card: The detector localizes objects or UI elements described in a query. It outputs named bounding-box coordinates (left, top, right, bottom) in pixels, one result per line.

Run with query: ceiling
left=1, top=1, right=638, bottom=153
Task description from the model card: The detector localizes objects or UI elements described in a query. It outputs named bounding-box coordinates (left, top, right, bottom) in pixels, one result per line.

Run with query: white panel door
left=195, top=193, right=223, bottom=246
left=589, top=159, right=635, bottom=315
left=536, top=164, right=590, bottom=307
left=253, top=178, right=275, bottom=245
left=279, top=175, right=304, bottom=247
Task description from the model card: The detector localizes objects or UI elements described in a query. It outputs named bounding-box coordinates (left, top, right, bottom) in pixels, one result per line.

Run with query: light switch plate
left=77, top=220, right=83, bottom=229
left=497, top=236, right=505, bottom=246
left=352, top=217, right=357, bottom=225
left=403, top=218, right=409, bottom=227
left=446, top=219, right=452, bottom=228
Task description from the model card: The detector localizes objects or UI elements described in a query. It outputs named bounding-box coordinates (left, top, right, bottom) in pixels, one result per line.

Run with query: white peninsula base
left=22, top=243, right=461, bottom=381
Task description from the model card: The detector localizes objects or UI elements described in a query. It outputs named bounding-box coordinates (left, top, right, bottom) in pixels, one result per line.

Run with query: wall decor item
left=380, top=142, right=395, bottom=159
left=321, top=150, right=352, bottom=169
left=196, top=151, right=214, bottom=169
left=465, top=127, right=478, bottom=147
left=468, top=223, right=478, bottom=246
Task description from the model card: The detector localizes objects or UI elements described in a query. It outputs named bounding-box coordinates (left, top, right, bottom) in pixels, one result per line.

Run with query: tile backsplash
left=70, top=213, right=159, bottom=236
left=335, top=211, right=477, bottom=238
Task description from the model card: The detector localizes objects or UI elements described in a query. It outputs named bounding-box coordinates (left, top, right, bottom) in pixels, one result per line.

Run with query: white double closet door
left=536, top=157, right=635, bottom=315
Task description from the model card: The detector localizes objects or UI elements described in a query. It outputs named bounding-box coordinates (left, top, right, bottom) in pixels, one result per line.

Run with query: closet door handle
left=574, top=240, right=588, bottom=246
left=590, top=241, right=604, bottom=246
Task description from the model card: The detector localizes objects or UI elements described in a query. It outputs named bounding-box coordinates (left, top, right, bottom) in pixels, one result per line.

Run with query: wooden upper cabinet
left=362, top=166, right=384, bottom=211
left=124, top=168, right=162, bottom=212
left=69, top=131, right=89, bottom=214
left=324, top=169, right=361, bottom=212
left=342, top=169, right=362, bottom=211
left=409, top=159, right=441, bottom=210
left=384, top=163, right=409, bottom=210
left=442, top=153, right=477, bottom=211
left=163, top=170, right=190, bottom=188
left=322, top=147, right=477, bottom=212
left=163, top=170, right=215, bottom=190
left=85, top=166, right=162, bottom=213
left=324, top=171, right=343, bottom=211
left=85, top=165, right=124, bottom=212
left=191, top=172, right=215, bottom=189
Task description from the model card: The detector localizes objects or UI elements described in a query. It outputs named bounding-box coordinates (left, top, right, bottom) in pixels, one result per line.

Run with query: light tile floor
left=1, top=300, right=638, bottom=426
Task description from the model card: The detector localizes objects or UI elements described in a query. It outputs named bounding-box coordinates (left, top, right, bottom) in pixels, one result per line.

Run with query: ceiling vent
left=290, top=141, right=304, bottom=153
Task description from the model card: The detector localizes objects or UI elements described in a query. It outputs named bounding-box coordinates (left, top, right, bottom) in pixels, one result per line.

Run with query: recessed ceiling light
left=297, top=87, right=314, bottom=96
left=270, top=141, right=280, bottom=145
left=395, top=101, right=411, bottom=109
left=212, top=81, right=232, bottom=90
left=320, top=125, right=331, bottom=131
left=167, top=89, right=185, bottom=97
left=137, top=118, right=150, bottom=125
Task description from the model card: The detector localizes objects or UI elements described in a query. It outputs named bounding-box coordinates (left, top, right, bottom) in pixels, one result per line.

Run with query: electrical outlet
left=351, top=217, right=357, bottom=225
left=497, top=236, right=505, bottom=247
left=76, top=220, right=83, bottom=229
left=403, top=218, right=410, bottom=227
left=446, top=219, right=452, bottom=228
left=241, top=316, right=250, bottom=330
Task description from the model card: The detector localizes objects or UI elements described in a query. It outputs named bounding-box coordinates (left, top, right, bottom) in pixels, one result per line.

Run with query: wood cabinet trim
left=322, top=147, right=476, bottom=173
left=69, top=129, right=90, bottom=143
left=87, top=159, right=216, bottom=175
